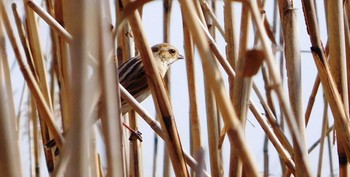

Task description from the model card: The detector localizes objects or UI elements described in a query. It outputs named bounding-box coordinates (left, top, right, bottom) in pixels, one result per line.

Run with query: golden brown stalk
left=26, top=0, right=72, bottom=43
left=163, top=1, right=172, bottom=176
left=317, top=98, right=329, bottom=177
left=326, top=0, right=349, bottom=176
left=230, top=3, right=251, bottom=176
left=62, top=1, right=97, bottom=176
left=0, top=9, right=21, bottom=176
left=278, top=0, right=308, bottom=176
left=98, top=1, right=126, bottom=177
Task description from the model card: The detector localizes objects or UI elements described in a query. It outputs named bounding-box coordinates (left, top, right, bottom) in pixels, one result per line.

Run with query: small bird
left=118, top=43, right=184, bottom=114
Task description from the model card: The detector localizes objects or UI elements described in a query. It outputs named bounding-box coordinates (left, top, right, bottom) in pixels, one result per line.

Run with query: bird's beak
left=178, top=53, right=184, bottom=59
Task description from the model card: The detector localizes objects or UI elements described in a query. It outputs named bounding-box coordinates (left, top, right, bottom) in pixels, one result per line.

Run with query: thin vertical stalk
left=63, top=1, right=94, bottom=176
left=181, top=3, right=203, bottom=177
left=263, top=136, right=269, bottom=177
left=326, top=0, right=349, bottom=176
left=12, top=3, right=37, bottom=81
left=192, top=2, right=219, bottom=177
left=224, top=0, right=238, bottom=95
left=278, top=0, right=308, bottom=176
left=30, top=96, right=40, bottom=177
left=98, top=0, right=126, bottom=176
left=230, top=3, right=252, bottom=176
left=316, top=98, right=329, bottom=177
left=0, top=7, right=21, bottom=176
left=163, top=1, right=173, bottom=176
left=129, top=111, right=143, bottom=177
left=345, top=1, right=350, bottom=118
left=326, top=121, right=335, bottom=177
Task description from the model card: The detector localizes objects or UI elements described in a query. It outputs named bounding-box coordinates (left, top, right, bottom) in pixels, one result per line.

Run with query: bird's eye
left=151, top=46, right=159, bottom=53
left=168, top=49, right=176, bottom=54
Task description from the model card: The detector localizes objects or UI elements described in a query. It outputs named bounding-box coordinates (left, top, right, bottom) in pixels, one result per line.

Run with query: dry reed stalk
left=1, top=18, right=16, bottom=133
left=62, top=1, right=95, bottom=176
left=180, top=1, right=260, bottom=176
left=91, top=127, right=99, bottom=177
left=261, top=65, right=284, bottom=173
left=302, top=0, right=350, bottom=168
left=184, top=2, right=222, bottom=176
left=278, top=0, right=308, bottom=176
left=182, top=12, right=204, bottom=176
left=119, top=85, right=211, bottom=177
left=263, top=135, right=269, bottom=177
left=0, top=65, right=21, bottom=177
left=0, top=12, right=22, bottom=177
left=12, top=3, right=37, bottom=81
left=305, top=42, right=329, bottom=126
left=26, top=0, right=72, bottom=43
left=308, top=125, right=334, bottom=153
left=30, top=96, right=40, bottom=177
left=97, top=1, right=126, bottom=176
left=316, top=99, right=329, bottom=177
left=246, top=0, right=313, bottom=175
left=201, top=1, right=225, bottom=37
left=0, top=1, right=64, bottom=150
left=326, top=122, right=335, bottom=177
left=194, top=1, right=224, bottom=176
left=187, top=0, right=204, bottom=167
left=115, top=2, right=133, bottom=172
left=224, top=0, right=238, bottom=101
left=48, top=0, right=71, bottom=132
left=249, top=100, right=295, bottom=174
left=183, top=18, right=203, bottom=171
left=230, top=3, right=252, bottom=176
left=23, top=0, right=53, bottom=112
left=326, top=1, right=349, bottom=176
left=122, top=1, right=189, bottom=176
left=346, top=4, right=350, bottom=117
left=162, top=1, right=173, bottom=176
left=128, top=111, right=143, bottom=177
left=192, top=2, right=223, bottom=177
left=23, top=0, right=57, bottom=171
left=182, top=2, right=205, bottom=176
left=305, top=76, right=321, bottom=125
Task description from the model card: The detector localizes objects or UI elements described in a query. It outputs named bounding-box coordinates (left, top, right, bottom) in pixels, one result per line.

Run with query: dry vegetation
left=0, top=0, right=350, bottom=177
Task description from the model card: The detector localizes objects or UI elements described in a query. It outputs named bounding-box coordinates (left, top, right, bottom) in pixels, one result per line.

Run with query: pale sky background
left=6, top=0, right=336, bottom=177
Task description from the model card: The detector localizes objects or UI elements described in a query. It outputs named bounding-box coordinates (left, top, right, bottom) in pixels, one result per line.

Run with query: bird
left=118, top=43, right=184, bottom=114
left=45, top=43, right=183, bottom=154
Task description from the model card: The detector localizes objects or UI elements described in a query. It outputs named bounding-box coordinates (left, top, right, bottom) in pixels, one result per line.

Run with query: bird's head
left=151, top=43, right=184, bottom=77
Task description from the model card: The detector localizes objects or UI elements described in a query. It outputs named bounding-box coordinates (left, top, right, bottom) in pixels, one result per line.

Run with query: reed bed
left=0, top=0, right=349, bottom=176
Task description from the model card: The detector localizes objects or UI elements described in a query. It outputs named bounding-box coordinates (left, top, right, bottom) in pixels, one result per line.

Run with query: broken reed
left=0, top=0, right=349, bottom=177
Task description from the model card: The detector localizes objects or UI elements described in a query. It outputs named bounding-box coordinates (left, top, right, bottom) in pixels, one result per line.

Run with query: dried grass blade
left=26, top=0, right=72, bottom=43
